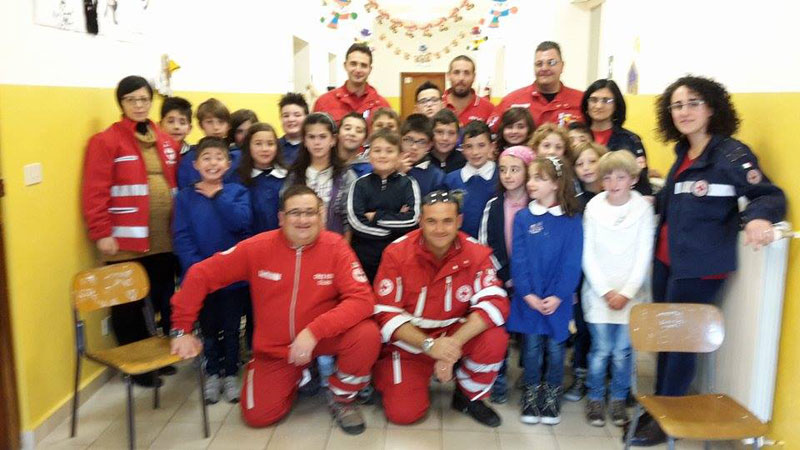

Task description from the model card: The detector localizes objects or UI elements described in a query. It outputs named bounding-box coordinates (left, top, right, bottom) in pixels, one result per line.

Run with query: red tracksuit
left=495, top=82, right=584, bottom=129
left=170, top=230, right=380, bottom=427
left=81, top=117, right=179, bottom=252
left=443, top=88, right=499, bottom=129
left=313, top=82, right=390, bottom=124
left=372, top=230, right=509, bottom=424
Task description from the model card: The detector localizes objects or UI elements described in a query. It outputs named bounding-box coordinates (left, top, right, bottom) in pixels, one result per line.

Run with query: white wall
left=597, top=0, right=800, bottom=94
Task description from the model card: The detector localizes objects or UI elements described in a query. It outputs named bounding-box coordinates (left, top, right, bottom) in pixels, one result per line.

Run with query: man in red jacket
left=372, top=190, right=509, bottom=427
left=170, top=185, right=380, bottom=435
left=313, top=43, right=390, bottom=123
left=496, top=41, right=584, bottom=127
left=443, top=55, right=498, bottom=128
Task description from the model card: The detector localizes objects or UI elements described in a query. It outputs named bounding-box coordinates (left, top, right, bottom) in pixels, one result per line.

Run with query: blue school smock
left=247, top=166, right=287, bottom=235
left=408, top=159, right=446, bottom=197
left=177, top=145, right=243, bottom=190
left=443, top=161, right=498, bottom=238
left=279, top=136, right=302, bottom=167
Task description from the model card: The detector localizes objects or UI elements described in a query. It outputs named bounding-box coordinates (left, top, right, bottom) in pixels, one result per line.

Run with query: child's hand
left=541, top=296, right=561, bottom=315
left=364, top=211, right=376, bottom=222
left=399, top=205, right=410, bottom=213
left=96, top=236, right=119, bottom=256
left=398, top=153, right=413, bottom=174
left=195, top=182, right=223, bottom=198
left=608, top=293, right=630, bottom=310
left=523, top=294, right=543, bottom=313
left=603, top=290, right=619, bottom=303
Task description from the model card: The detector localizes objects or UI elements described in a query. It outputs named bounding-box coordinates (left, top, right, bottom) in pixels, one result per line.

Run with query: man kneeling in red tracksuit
left=373, top=190, right=509, bottom=427
left=169, top=185, right=380, bottom=435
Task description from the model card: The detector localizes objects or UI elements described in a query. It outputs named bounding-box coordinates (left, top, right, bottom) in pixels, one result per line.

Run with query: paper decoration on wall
left=375, top=31, right=468, bottom=64
left=360, top=28, right=372, bottom=37
left=320, top=0, right=358, bottom=29
left=480, top=1, right=518, bottom=29
left=467, top=36, right=488, bottom=51
left=34, top=0, right=152, bottom=42
left=155, top=54, right=181, bottom=97
left=365, top=0, right=474, bottom=39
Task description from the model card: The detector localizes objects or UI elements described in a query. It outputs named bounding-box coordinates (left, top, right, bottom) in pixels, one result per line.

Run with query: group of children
left=162, top=91, right=654, bottom=428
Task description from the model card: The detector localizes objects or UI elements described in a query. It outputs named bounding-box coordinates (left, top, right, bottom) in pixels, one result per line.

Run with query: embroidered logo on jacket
left=258, top=270, right=282, bottom=281
left=483, top=268, right=498, bottom=287
left=456, top=285, right=473, bottom=303
left=351, top=262, right=368, bottom=283
left=314, top=273, right=334, bottom=285
left=528, top=222, right=544, bottom=234
left=378, top=278, right=394, bottom=296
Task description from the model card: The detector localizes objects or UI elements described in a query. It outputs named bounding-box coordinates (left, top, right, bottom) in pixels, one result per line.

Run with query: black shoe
left=298, top=366, right=321, bottom=397
left=452, top=388, right=501, bottom=427
left=131, top=373, right=163, bottom=388
left=520, top=384, right=541, bottom=424
left=563, top=372, right=587, bottom=401
left=158, top=365, right=178, bottom=376
left=540, top=383, right=562, bottom=425
left=356, top=385, right=376, bottom=405
left=622, top=413, right=667, bottom=446
left=625, top=391, right=636, bottom=407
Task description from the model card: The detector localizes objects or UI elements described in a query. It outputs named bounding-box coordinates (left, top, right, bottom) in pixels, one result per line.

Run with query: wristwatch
left=421, top=337, right=435, bottom=354
left=169, top=328, right=185, bottom=339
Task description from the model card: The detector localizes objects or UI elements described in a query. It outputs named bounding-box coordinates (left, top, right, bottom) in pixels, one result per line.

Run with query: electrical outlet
left=23, top=163, right=43, bottom=186
left=101, top=316, right=111, bottom=336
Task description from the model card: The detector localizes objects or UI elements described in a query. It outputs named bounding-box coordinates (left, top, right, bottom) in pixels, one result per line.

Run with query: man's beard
left=451, top=85, right=471, bottom=98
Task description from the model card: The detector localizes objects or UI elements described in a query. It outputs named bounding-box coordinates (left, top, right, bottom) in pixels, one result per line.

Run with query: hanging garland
left=376, top=30, right=468, bottom=64
left=365, top=0, right=475, bottom=38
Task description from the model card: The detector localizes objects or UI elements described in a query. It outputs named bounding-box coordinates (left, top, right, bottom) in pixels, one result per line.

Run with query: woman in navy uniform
left=627, top=76, right=786, bottom=446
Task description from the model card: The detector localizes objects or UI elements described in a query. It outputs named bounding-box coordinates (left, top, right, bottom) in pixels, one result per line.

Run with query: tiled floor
left=38, top=354, right=737, bottom=449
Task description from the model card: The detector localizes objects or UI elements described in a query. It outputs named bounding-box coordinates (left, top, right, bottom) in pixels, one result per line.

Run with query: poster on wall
left=33, top=0, right=152, bottom=42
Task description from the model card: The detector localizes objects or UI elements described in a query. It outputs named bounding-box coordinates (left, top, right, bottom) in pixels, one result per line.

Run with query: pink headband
left=500, top=146, right=535, bottom=166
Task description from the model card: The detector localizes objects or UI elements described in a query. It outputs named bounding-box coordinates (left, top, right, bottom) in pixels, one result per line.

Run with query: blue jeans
left=317, top=355, right=335, bottom=387
left=522, top=334, right=565, bottom=387
left=586, top=323, right=632, bottom=401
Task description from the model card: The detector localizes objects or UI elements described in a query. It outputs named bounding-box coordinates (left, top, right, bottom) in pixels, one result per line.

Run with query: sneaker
left=540, top=383, right=562, bottom=425
left=490, top=389, right=509, bottom=404
left=609, top=399, right=629, bottom=426
left=222, top=376, right=240, bottom=403
left=520, top=384, right=541, bottom=424
left=298, top=367, right=321, bottom=397
left=452, top=388, right=501, bottom=427
left=563, top=374, right=586, bottom=401
left=327, top=392, right=365, bottom=435
left=203, top=374, right=221, bottom=405
left=585, top=400, right=606, bottom=427
left=356, top=384, right=376, bottom=405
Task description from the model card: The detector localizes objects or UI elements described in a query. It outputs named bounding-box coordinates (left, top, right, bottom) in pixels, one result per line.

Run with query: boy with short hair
left=172, top=136, right=253, bottom=404
left=278, top=92, right=309, bottom=166
left=160, top=96, right=193, bottom=155
left=443, top=120, right=498, bottom=238
left=177, top=98, right=242, bottom=189
left=347, top=129, right=420, bottom=282
left=430, top=109, right=467, bottom=173
left=400, top=114, right=445, bottom=197
left=415, top=81, right=444, bottom=119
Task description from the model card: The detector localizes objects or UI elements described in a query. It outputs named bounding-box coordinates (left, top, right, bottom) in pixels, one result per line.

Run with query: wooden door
left=400, top=72, right=446, bottom=122
left=0, top=180, right=19, bottom=450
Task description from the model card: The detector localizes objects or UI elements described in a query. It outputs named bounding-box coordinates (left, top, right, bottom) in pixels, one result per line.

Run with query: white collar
left=460, top=160, right=496, bottom=183
left=415, top=159, right=431, bottom=170
left=528, top=200, right=564, bottom=216
left=251, top=165, right=287, bottom=179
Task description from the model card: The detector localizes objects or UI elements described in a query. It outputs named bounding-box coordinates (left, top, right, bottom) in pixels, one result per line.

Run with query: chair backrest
left=629, top=303, right=725, bottom=353
left=72, top=262, right=150, bottom=313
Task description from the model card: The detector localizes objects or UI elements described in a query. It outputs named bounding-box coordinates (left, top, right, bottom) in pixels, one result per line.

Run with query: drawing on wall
left=34, top=0, right=152, bottom=41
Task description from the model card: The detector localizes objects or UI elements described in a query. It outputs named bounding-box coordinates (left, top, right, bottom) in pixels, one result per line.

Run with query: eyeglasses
left=668, top=99, right=706, bottom=112
left=122, top=96, right=152, bottom=106
left=285, top=208, right=319, bottom=219
left=417, top=97, right=441, bottom=106
left=402, top=136, right=430, bottom=147
left=534, top=59, right=561, bottom=68
left=588, top=96, right=615, bottom=105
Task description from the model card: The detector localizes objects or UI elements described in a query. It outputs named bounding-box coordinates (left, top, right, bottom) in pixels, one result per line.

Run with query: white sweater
left=581, top=191, right=655, bottom=324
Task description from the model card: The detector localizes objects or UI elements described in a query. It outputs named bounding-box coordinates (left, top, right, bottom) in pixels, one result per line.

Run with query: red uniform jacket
left=443, top=89, right=499, bottom=129
left=313, top=82, right=391, bottom=124
left=81, top=117, right=179, bottom=252
left=496, top=82, right=584, bottom=128
left=171, top=230, right=376, bottom=358
left=373, top=229, right=509, bottom=353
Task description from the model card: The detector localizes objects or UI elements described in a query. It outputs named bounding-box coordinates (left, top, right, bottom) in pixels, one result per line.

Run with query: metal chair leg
left=704, top=441, right=711, bottom=450
left=196, top=360, right=210, bottom=438
left=667, top=436, right=676, bottom=450
left=753, top=437, right=761, bottom=449
left=153, top=381, right=160, bottom=409
left=70, top=353, right=82, bottom=437
left=125, top=375, right=136, bottom=450
left=624, top=404, right=642, bottom=450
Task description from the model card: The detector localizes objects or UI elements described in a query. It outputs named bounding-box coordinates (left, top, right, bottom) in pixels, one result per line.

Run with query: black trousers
left=109, top=252, right=178, bottom=345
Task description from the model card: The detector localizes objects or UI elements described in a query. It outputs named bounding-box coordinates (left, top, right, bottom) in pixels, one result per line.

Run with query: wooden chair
left=624, top=303, right=768, bottom=450
left=69, top=262, right=209, bottom=450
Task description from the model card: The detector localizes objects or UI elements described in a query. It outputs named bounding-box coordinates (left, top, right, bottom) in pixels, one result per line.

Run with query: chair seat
left=86, top=336, right=183, bottom=375
left=637, top=393, right=768, bottom=440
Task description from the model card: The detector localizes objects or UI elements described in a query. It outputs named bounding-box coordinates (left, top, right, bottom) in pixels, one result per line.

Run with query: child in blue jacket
left=172, top=136, right=252, bottom=405
left=237, top=122, right=287, bottom=234
left=508, top=155, right=583, bottom=426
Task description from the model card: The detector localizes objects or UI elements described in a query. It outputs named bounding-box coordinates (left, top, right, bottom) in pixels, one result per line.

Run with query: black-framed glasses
left=417, top=96, right=441, bottom=106
left=534, top=59, right=561, bottom=68
left=402, top=136, right=430, bottom=147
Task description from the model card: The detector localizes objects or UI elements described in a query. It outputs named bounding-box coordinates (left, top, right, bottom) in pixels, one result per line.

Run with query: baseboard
left=22, top=368, right=113, bottom=450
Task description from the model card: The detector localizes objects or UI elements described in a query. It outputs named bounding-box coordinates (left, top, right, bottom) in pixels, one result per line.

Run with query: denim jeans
left=317, top=355, right=335, bottom=387
left=586, top=323, right=632, bottom=401
left=522, top=334, right=565, bottom=387
left=200, top=286, right=246, bottom=377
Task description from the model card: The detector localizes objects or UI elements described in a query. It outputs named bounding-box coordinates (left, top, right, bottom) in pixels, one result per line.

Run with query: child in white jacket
left=581, top=150, right=655, bottom=428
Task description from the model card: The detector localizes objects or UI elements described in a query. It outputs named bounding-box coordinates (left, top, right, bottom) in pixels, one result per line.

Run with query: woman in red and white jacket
left=81, top=76, right=179, bottom=387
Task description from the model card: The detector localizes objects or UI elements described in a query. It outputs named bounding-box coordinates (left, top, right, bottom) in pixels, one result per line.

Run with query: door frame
left=0, top=179, right=21, bottom=450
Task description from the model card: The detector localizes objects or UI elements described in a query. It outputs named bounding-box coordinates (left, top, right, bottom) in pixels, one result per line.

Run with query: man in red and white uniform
left=313, top=43, right=390, bottom=124
left=372, top=190, right=509, bottom=427
left=169, top=185, right=380, bottom=435
left=443, top=55, right=499, bottom=129
left=496, top=41, right=584, bottom=127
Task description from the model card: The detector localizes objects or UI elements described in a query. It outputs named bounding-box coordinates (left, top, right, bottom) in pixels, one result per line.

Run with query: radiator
left=697, top=222, right=792, bottom=422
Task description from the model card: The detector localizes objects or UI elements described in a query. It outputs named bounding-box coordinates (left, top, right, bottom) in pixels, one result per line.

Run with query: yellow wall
left=0, top=84, right=281, bottom=430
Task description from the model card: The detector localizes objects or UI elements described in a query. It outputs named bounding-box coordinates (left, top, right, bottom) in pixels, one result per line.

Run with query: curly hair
left=528, top=123, right=572, bottom=156
left=656, top=75, right=740, bottom=142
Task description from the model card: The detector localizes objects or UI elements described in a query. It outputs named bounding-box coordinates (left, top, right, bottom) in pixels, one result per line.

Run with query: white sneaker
left=204, top=375, right=221, bottom=405
left=222, top=376, right=240, bottom=403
